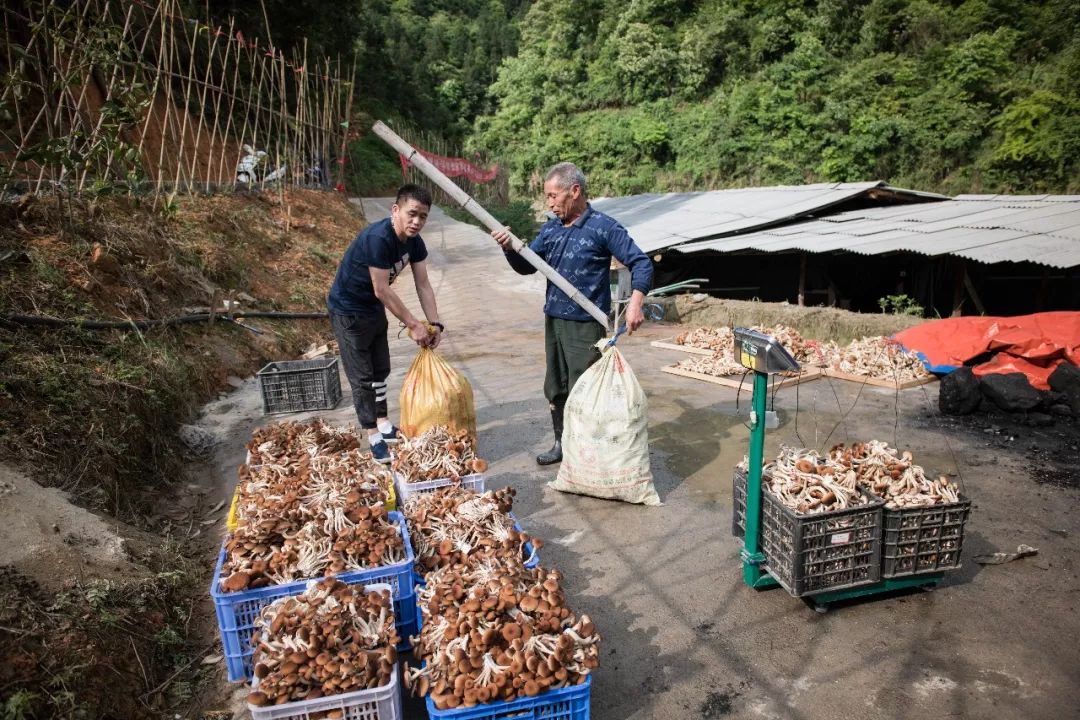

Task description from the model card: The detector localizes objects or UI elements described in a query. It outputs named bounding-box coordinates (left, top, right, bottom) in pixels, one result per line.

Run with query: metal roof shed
left=591, top=181, right=944, bottom=254
left=664, top=196, right=1080, bottom=315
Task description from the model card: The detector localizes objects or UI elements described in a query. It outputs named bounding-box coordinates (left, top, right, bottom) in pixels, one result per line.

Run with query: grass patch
left=666, top=296, right=925, bottom=344
left=0, top=541, right=205, bottom=718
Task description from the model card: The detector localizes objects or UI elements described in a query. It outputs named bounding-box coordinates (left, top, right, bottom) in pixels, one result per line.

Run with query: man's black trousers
left=331, top=312, right=390, bottom=429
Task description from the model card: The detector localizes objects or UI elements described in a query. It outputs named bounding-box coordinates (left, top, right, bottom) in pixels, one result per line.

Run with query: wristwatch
left=431, top=321, right=445, bottom=332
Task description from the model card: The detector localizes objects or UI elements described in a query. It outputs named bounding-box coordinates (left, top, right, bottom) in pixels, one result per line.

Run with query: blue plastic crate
left=416, top=608, right=590, bottom=720
left=425, top=675, right=590, bottom=720
left=211, top=510, right=415, bottom=682
left=514, top=515, right=540, bottom=570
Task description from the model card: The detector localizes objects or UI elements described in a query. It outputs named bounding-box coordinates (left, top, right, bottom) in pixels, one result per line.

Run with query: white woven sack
left=550, top=341, right=661, bottom=505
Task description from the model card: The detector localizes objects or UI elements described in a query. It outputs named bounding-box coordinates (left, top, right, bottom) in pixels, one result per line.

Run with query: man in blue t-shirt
left=327, top=184, right=444, bottom=462
left=491, top=162, right=653, bottom=466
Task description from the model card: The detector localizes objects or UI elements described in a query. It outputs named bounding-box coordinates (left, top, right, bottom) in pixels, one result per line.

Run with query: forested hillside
left=474, top=0, right=1079, bottom=196
left=213, top=0, right=529, bottom=140
left=213, top=0, right=1079, bottom=198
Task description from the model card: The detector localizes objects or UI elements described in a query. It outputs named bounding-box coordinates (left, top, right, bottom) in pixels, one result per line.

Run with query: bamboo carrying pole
left=371, top=120, right=610, bottom=330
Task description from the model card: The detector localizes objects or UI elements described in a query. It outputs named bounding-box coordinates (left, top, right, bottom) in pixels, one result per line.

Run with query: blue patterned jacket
left=504, top=204, right=653, bottom=323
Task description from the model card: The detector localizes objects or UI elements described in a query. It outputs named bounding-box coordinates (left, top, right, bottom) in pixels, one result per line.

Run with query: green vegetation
left=224, top=0, right=1079, bottom=199
left=443, top=198, right=542, bottom=240
left=473, top=0, right=1079, bottom=196
left=878, top=293, right=925, bottom=316
left=0, top=554, right=203, bottom=718
left=0, top=192, right=348, bottom=514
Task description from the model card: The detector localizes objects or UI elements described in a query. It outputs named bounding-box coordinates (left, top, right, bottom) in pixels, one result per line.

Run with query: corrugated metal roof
left=591, top=181, right=942, bottom=253
left=675, top=197, right=1080, bottom=268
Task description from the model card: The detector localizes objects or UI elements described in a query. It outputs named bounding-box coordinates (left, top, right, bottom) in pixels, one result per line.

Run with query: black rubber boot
left=536, top=404, right=563, bottom=466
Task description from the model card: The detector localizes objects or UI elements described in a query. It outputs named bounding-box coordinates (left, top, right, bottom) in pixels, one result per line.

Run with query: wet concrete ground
left=200, top=201, right=1080, bottom=719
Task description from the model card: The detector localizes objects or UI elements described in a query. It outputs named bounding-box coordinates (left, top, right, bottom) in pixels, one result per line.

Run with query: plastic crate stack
left=257, top=358, right=342, bottom=415
left=390, top=425, right=489, bottom=505
left=246, top=580, right=403, bottom=720
left=827, top=441, right=971, bottom=579
left=732, top=466, right=882, bottom=596
left=389, top=424, right=498, bottom=644
left=213, top=419, right=411, bottom=685
left=732, top=442, right=971, bottom=597
left=399, top=485, right=596, bottom=718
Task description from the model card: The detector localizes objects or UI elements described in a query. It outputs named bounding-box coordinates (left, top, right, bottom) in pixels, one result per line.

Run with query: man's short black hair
left=396, top=184, right=432, bottom=208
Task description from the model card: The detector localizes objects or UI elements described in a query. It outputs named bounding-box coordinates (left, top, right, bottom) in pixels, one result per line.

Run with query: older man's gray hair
left=545, top=162, right=587, bottom=195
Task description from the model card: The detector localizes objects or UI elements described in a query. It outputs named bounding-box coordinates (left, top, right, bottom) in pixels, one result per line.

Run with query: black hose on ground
left=0, top=311, right=328, bottom=331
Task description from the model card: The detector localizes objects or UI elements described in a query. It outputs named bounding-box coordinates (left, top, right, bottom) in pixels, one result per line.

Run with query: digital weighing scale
left=733, top=328, right=943, bottom=611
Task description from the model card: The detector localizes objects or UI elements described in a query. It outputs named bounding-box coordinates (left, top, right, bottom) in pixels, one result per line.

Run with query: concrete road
left=205, top=200, right=1079, bottom=719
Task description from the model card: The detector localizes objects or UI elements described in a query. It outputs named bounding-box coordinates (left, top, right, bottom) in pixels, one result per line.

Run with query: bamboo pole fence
left=0, top=0, right=354, bottom=198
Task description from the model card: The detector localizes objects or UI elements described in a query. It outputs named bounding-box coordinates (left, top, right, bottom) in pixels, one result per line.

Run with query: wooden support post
left=209, top=289, right=221, bottom=325
left=215, top=18, right=239, bottom=187
left=951, top=258, right=966, bottom=316
left=337, top=59, right=357, bottom=191
left=963, top=268, right=986, bottom=315
left=797, top=253, right=807, bottom=307
left=1037, top=268, right=1049, bottom=312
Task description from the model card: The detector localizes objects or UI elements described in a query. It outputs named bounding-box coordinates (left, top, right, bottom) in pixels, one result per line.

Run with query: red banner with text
left=399, top=148, right=499, bottom=183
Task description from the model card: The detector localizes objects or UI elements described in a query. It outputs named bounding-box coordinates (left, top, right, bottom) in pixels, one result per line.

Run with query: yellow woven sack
left=226, top=485, right=241, bottom=532
left=400, top=348, right=477, bottom=442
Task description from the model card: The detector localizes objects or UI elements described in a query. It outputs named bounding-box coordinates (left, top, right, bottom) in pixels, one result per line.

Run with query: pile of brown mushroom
left=738, top=447, right=870, bottom=514
left=393, top=425, right=488, bottom=482
left=221, top=448, right=404, bottom=593
left=674, top=352, right=747, bottom=378
left=404, top=486, right=537, bottom=575
left=741, top=441, right=960, bottom=514
left=673, top=324, right=823, bottom=377
left=220, top=500, right=406, bottom=592
left=248, top=578, right=399, bottom=706
left=827, top=336, right=930, bottom=382
left=400, top=484, right=596, bottom=709
left=221, top=417, right=404, bottom=593
left=675, top=326, right=733, bottom=352
left=235, top=448, right=393, bottom=528
left=760, top=324, right=816, bottom=363
left=403, top=558, right=599, bottom=709
left=828, top=441, right=961, bottom=508
left=247, top=418, right=362, bottom=468
left=671, top=326, right=933, bottom=382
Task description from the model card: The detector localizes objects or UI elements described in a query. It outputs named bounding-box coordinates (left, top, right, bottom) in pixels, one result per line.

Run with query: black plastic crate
left=732, top=468, right=747, bottom=539
left=881, top=498, right=971, bottom=578
left=733, top=468, right=883, bottom=597
left=256, top=357, right=342, bottom=414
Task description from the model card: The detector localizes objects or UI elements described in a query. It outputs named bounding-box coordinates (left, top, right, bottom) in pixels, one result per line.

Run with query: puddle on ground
left=650, top=401, right=745, bottom=501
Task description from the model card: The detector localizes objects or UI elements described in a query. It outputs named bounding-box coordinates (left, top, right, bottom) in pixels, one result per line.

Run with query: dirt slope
left=0, top=188, right=364, bottom=717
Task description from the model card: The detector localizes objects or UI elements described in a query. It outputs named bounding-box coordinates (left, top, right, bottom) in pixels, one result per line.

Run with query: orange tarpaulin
left=893, top=312, right=1080, bottom=390
left=970, top=354, right=1062, bottom=390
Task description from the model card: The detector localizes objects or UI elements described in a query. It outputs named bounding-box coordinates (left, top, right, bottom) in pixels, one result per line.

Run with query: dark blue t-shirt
left=327, top=217, right=428, bottom=315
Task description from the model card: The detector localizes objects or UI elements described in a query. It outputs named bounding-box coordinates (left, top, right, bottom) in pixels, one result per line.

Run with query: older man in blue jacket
left=492, top=162, right=653, bottom=466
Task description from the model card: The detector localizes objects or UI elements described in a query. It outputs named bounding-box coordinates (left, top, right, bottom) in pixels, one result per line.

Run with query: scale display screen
left=733, top=328, right=801, bottom=375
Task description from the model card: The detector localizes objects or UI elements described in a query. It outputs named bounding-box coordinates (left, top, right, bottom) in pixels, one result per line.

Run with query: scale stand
left=734, top=328, right=942, bottom=611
